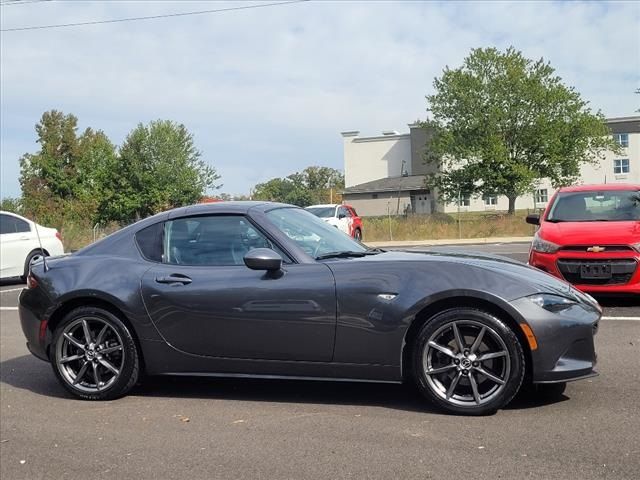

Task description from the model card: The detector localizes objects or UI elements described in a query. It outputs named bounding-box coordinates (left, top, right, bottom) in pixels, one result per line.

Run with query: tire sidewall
left=50, top=306, right=139, bottom=400
left=412, top=308, right=525, bottom=415
left=22, top=249, right=45, bottom=280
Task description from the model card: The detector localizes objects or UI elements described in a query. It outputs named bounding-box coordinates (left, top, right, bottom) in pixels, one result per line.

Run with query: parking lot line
left=0, top=307, right=18, bottom=311
left=0, top=287, right=24, bottom=293
left=601, top=316, right=640, bottom=321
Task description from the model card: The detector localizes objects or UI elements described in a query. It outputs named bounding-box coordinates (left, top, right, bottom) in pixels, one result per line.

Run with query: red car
left=526, top=184, right=640, bottom=295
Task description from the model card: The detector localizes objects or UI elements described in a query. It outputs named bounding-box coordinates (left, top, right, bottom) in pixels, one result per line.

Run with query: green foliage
left=17, top=111, right=220, bottom=227
left=424, top=46, right=620, bottom=213
left=0, top=197, right=22, bottom=214
left=97, top=120, right=220, bottom=222
left=253, top=166, right=344, bottom=207
left=19, top=111, right=108, bottom=227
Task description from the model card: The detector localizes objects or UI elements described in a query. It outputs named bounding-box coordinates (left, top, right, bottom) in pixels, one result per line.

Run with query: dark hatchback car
left=20, top=202, right=601, bottom=415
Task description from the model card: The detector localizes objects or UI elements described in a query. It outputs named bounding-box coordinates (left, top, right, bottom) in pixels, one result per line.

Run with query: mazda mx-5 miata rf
left=19, top=202, right=601, bottom=415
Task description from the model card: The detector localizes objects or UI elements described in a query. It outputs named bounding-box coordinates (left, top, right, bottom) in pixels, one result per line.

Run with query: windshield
left=266, top=207, right=366, bottom=258
left=305, top=207, right=336, bottom=218
left=547, top=190, right=640, bottom=222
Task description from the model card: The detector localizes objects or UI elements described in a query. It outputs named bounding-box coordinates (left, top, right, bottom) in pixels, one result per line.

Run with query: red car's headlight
left=532, top=233, right=560, bottom=254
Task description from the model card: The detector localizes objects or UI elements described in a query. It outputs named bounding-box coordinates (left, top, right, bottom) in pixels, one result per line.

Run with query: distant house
left=341, top=116, right=640, bottom=216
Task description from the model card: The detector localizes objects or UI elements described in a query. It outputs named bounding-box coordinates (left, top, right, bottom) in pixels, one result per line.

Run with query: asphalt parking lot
left=1, top=244, right=639, bottom=479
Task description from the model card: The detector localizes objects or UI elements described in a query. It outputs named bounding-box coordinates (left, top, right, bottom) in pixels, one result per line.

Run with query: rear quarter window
left=135, top=222, right=164, bottom=262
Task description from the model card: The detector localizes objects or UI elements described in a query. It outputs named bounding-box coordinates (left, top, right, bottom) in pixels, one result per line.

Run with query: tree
left=252, top=166, right=344, bottom=206
left=424, top=47, right=620, bottom=214
left=99, top=120, right=221, bottom=222
left=19, top=110, right=114, bottom=226
left=0, top=197, right=22, bottom=214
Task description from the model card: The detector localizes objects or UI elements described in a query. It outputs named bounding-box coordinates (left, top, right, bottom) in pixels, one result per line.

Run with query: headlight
left=531, top=233, right=560, bottom=253
left=526, top=294, right=577, bottom=312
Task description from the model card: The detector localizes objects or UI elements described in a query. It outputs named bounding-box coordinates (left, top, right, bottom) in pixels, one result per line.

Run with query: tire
left=412, top=308, right=525, bottom=415
left=354, top=228, right=362, bottom=241
left=22, top=249, right=46, bottom=281
left=50, top=306, right=140, bottom=400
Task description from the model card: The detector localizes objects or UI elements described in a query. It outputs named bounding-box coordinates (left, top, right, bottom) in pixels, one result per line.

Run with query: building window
left=535, top=189, right=548, bottom=204
left=613, top=133, right=629, bottom=147
left=372, top=193, right=378, bottom=199
left=483, top=195, right=498, bottom=206
left=614, top=159, right=630, bottom=174
left=458, top=195, right=471, bottom=207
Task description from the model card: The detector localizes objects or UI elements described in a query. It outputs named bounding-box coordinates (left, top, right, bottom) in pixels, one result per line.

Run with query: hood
left=341, top=249, right=575, bottom=298
left=540, top=220, right=640, bottom=246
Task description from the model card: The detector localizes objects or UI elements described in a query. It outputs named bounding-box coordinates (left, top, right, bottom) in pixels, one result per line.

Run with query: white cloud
left=1, top=0, right=638, bottom=197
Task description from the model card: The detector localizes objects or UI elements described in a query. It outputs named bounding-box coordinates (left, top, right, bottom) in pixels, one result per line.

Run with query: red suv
left=527, top=184, right=640, bottom=295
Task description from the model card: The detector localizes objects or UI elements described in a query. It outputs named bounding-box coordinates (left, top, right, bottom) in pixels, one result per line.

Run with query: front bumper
left=511, top=296, right=600, bottom=384
left=529, top=250, right=640, bottom=295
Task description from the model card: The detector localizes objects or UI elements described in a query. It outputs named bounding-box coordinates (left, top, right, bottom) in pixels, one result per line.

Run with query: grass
left=362, top=210, right=538, bottom=242
left=59, top=221, right=122, bottom=252
left=57, top=210, right=538, bottom=251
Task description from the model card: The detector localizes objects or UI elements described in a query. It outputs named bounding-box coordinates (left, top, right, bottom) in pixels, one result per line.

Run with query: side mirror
left=338, top=213, right=346, bottom=219
left=526, top=214, right=540, bottom=226
left=243, top=248, right=282, bottom=271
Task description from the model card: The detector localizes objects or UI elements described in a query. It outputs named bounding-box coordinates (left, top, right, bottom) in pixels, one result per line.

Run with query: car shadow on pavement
left=1, top=354, right=570, bottom=413
left=0, top=355, right=70, bottom=399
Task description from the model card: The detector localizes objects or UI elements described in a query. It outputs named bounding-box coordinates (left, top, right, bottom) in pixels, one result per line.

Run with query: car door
left=336, top=206, right=353, bottom=236
left=139, top=214, right=337, bottom=362
left=0, top=214, right=33, bottom=278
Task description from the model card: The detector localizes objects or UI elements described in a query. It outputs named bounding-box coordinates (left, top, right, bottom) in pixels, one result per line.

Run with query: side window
left=135, top=222, right=164, bottom=262
left=14, top=218, right=30, bottom=233
left=163, top=215, right=290, bottom=266
left=0, top=214, right=18, bottom=234
left=338, top=206, right=350, bottom=218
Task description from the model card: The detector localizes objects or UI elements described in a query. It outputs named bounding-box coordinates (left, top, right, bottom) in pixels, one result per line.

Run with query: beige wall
left=343, top=191, right=412, bottom=217
left=342, top=132, right=411, bottom=188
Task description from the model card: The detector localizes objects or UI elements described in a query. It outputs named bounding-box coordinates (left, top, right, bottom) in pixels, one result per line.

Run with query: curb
left=365, top=236, right=533, bottom=248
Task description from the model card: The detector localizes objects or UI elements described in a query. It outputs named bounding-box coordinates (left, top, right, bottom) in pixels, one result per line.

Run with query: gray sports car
left=19, top=202, right=601, bottom=415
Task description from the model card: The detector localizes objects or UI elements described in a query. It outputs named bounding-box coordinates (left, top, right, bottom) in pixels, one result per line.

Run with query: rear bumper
left=19, top=303, right=48, bottom=361
left=511, top=297, right=600, bottom=384
left=529, top=250, right=640, bottom=295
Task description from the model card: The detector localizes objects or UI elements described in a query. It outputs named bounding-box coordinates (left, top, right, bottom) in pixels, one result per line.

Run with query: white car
left=304, top=204, right=363, bottom=240
left=0, top=211, right=64, bottom=280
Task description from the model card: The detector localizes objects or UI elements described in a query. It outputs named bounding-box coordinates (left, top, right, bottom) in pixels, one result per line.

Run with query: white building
left=341, top=116, right=639, bottom=216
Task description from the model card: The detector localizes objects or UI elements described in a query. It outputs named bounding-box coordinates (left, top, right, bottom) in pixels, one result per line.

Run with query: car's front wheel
left=413, top=308, right=525, bottom=415
left=50, top=306, right=140, bottom=400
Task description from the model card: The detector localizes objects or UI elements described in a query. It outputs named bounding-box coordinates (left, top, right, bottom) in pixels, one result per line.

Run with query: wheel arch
left=46, top=295, right=145, bottom=372
left=401, top=292, right=533, bottom=383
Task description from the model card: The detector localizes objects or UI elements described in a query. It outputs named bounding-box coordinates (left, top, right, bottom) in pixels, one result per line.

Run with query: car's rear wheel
left=354, top=228, right=362, bottom=241
left=50, top=306, right=139, bottom=400
left=413, top=308, right=525, bottom=415
left=22, top=249, right=46, bottom=281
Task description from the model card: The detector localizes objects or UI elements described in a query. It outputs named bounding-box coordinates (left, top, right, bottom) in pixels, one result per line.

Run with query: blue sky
left=1, top=0, right=639, bottom=198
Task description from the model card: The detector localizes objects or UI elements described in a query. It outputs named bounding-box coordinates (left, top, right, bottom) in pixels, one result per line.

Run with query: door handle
left=19, top=236, right=30, bottom=240
left=155, top=274, right=192, bottom=285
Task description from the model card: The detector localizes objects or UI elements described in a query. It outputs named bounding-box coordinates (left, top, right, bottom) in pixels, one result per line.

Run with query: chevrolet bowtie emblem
left=587, top=246, right=606, bottom=253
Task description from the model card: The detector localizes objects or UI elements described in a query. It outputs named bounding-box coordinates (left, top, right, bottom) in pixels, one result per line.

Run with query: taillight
left=26, top=274, right=38, bottom=289
left=55, top=231, right=62, bottom=241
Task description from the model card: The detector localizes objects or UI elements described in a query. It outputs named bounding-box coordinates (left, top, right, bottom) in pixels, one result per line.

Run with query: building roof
left=343, top=175, right=427, bottom=194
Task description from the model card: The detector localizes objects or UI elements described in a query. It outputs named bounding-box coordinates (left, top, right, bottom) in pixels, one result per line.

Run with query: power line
left=0, top=0, right=52, bottom=5
left=1, top=0, right=309, bottom=32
